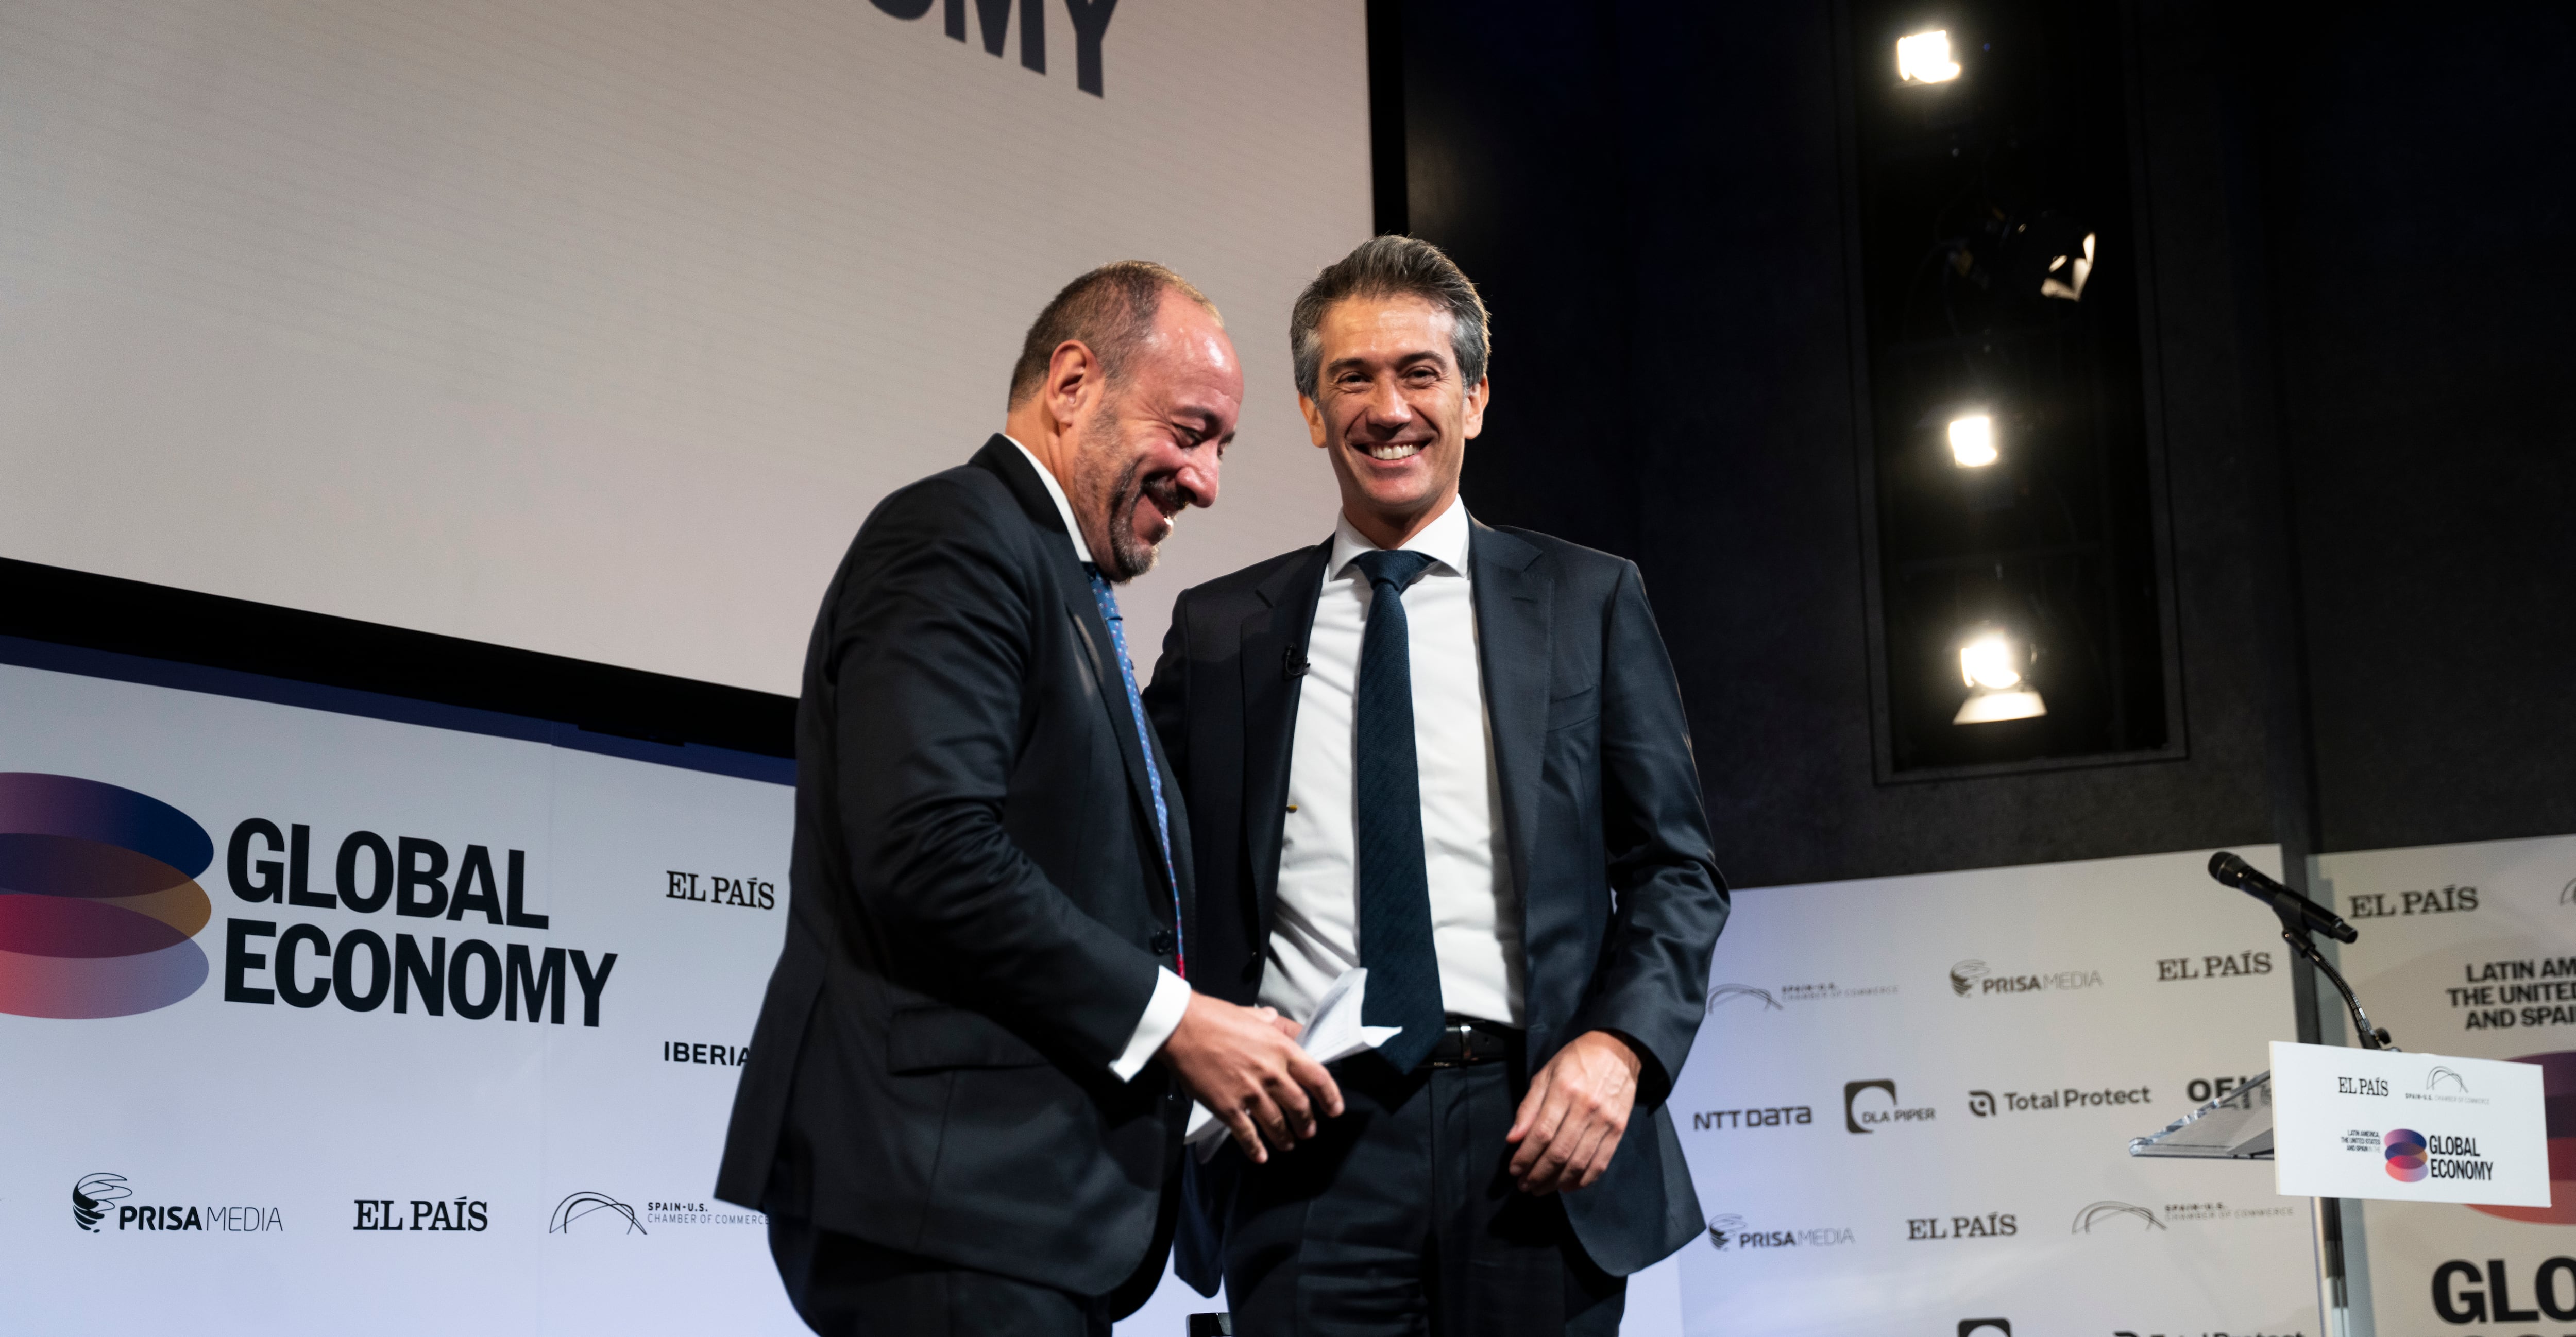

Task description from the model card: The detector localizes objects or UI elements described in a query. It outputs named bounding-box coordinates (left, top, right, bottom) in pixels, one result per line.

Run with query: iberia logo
left=0, top=773, right=215, bottom=1018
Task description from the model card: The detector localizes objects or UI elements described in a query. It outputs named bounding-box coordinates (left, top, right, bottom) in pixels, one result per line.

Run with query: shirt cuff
left=1109, top=967, right=1192, bottom=1082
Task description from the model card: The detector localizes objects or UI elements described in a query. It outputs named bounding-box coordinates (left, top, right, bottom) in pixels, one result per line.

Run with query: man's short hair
left=1289, top=235, right=1491, bottom=399
left=1008, top=261, right=1219, bottom=407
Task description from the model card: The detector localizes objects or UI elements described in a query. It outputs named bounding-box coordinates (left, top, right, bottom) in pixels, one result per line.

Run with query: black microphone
left=2208, top=851, right=2358, bottom=943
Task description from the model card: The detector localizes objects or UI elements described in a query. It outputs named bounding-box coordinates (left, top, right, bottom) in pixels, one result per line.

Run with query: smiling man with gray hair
left=1144, top=235, right=1730, bottom=1334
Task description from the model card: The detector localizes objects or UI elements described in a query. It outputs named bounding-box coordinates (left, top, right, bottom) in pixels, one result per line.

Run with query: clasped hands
left=1158, top=993, right=1643, bottom=1194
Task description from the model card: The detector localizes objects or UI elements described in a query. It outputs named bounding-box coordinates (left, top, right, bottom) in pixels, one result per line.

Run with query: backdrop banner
left=0, top=646, right=807, bottom=1333
left=1665, top=848, right=2321, bottom=1337
left=2318, top=834, right=2576, bottom=1336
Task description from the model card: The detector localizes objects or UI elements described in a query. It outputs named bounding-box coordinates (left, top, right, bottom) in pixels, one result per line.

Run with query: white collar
left=1328, top=494, right=1472, bottom=580
left=1003, top=434, right=1094, bottom=567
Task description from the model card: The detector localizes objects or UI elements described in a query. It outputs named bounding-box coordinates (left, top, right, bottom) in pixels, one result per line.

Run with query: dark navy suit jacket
left=1142, top=516, right=1727, bottom=1281
left=717, top=437, right=1191, bottom=1311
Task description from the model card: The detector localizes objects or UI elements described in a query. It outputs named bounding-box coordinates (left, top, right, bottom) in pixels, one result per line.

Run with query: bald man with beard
left=720, top=262, right=1343, bottom=1336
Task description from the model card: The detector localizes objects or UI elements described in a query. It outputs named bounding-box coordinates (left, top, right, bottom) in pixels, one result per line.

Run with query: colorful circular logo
left=0, top=773, right=214, bottom=1018
left=2384, top=1127, right=2429, bottom=1183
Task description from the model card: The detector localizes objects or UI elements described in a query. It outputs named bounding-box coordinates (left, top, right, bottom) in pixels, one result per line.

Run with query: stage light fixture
left=2042, top=231, right=2096, bottom=301
left=1896, top=31, right=1961, bottom=84
left=1947, top=413, right=1997, bottom=467
left=1953, top=629, right=2048, bottom=724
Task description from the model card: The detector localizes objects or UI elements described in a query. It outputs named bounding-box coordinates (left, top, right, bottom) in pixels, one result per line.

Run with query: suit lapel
left=973, top=438, right=1176, bottom=923
left=1470, top=521, right=1550, bottom=918
left=1241, top=540, right=1331, bottom=934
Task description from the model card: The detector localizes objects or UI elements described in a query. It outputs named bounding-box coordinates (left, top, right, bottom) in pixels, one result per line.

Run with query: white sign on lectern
left=2270, top=1041, right=2551, bottom=1205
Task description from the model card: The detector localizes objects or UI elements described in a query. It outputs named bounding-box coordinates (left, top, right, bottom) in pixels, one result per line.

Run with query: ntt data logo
left=2385, top=1128, right=2429, bottom=1182
left=0, top=774, right=216, bottom=1018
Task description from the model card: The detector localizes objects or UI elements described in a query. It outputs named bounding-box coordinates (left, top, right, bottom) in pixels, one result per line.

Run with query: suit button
left=1149, top=931, right=1177, bottom=955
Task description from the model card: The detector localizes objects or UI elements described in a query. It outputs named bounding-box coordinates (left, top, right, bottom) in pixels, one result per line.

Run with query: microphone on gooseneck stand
left=2207, top=851, right=2358, bottom=943
left=2207, top=850, right=2394, bottom=1049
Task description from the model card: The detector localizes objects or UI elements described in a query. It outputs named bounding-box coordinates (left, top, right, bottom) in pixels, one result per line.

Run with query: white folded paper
left=1183, top=967, right=1402, bottom=1161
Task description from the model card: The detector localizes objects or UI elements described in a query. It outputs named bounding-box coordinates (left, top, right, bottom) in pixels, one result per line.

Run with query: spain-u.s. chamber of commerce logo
left=0, top=773, right=215, bottom=1018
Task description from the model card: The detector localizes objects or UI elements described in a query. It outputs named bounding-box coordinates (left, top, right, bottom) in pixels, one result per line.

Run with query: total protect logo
left=0, top=774, right=216, bottom=1018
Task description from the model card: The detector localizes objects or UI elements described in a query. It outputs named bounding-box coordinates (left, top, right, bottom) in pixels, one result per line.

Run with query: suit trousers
left=1215, top=1051, right=1625, bottom=1336
left=767, top=1216, right=1111, bottom=1337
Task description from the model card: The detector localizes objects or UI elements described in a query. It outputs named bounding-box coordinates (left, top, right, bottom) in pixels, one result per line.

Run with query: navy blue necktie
left=1087, top=565, right=1184, bottom=977
left=1350, top=548, right=1443, bottom=1072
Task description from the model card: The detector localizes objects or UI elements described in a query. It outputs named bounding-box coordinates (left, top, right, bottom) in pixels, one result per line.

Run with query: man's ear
left=1047, top=340, right=1103, bottom=428
left=1461, top=376, right=1490, bottom=441
left=1299, top=393, right=1330, bottom=449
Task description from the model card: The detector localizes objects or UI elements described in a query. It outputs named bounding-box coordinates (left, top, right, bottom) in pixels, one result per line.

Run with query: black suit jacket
left=717, top=437, right=1192, bottom=1304
left=1142, top=517, right=1726, bottom=1277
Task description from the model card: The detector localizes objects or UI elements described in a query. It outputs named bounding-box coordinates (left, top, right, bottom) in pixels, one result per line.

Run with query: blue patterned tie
left=1350, top=548, right=1443, bottom=1071
left=1086, top=565, right=1184, bottom=978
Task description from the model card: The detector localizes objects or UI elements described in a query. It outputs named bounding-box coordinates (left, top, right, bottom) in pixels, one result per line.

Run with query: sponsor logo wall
left=1667, top=848, right=2319, bottom=1336
left=2320, top=833, right=2576, bottom=1335
left=0, top=656, right=806, bottom=1332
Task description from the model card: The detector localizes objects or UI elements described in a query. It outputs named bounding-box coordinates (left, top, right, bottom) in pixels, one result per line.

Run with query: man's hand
left=1505, top=1030, right=1643, bottom=1195
left=1159, top=992, right=1344, bottom=1164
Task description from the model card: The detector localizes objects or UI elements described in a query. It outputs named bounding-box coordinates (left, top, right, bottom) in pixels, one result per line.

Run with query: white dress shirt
left=1004, top=437, right=1191, bottom=1082
left=1264, top=498, right=1523, bottom=1027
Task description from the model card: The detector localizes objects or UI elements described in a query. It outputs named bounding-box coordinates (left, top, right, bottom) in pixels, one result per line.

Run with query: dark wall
left=2260, top=11, right=2576, bottom=853
left=1398, top=0, right=2576, bottom=887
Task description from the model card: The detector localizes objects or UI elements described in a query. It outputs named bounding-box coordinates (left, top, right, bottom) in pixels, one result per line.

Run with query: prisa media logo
left=1950, top=959, right=2102, bottom=998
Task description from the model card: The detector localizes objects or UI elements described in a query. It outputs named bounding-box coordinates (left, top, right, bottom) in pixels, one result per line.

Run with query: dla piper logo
left=1844, top=1080, right=1936, bottom=1133
left=353, top=1198, right=488, bottom=1232
left=71, top=1173, right=282, bottom=1233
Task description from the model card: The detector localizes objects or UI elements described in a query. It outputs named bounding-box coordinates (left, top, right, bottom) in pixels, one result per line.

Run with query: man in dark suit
left=718, top=262, right=1344, bottom=1336
left=1143, top=236, right=1728, bottom=1335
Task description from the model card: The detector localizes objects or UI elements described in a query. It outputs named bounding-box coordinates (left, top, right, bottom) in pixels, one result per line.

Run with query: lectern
left=2127, top=853, right=2553, bottom=1337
